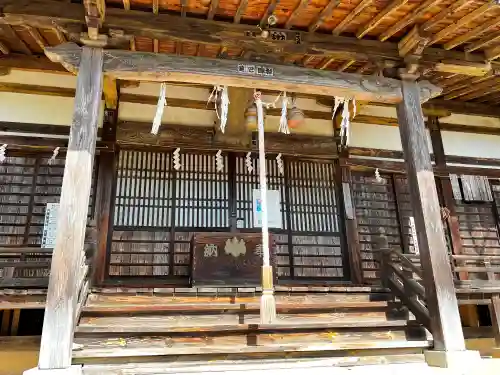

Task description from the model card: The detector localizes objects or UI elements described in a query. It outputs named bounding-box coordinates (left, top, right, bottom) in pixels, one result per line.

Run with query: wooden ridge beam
left=44, top=42, right=441, bottom=103
left=444, top=17, right=500, bottom=50
left=0, top=0, right=491, bottom=73
left=379, top=0, right=442, bottom=42
left=333, top=0, right=371, bottom=35
left=285, top=0, right=308, bottom=30
left=356, top=0, right=408, bottom=39
left=309, top=0, right=340, bottom=32
left=429, top=3, right=492, bottom=46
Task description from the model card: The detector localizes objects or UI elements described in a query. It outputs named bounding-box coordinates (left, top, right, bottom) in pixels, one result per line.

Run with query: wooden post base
left=24, top=366, right=82, bottom=375
left=424, top=350, right=481, bottom=368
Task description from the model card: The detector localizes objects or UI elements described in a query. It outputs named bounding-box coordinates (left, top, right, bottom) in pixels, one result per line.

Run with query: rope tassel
left=279, top=92, right=290, bottom=134
left=255, top=91, right=276, bottom=324
left=151, top=83, right=167, bottom=135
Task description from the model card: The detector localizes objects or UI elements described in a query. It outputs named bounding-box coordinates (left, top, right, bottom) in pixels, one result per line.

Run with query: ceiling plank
left=308, top=0, right=340, bottom=32
left=444, top=17, right=500, bottom=50
left=378, top=0, right=442, bottom=42
left=333, top=0, right=372, bottom=35
left=285, top=0, right=309, bottom=29
left=466, top=30, right=500, bottom=53
left=259, top=0, right=279, bottom=28
left=234, top=0, right=249, bottom=24
left=428, top=3, right=492, bottom=45
left=356, top=0, right=408, bottom=39
left=207, top=0, right=219, bottom=20
left=421, top=0, right=471, bottom=32
left=45, top=43, right=441, bottom=103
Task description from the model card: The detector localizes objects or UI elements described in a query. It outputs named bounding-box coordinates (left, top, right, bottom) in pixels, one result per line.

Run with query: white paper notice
left=41, top=203, right=59, bottom=249
left=253, top=189, right=282, bottom=229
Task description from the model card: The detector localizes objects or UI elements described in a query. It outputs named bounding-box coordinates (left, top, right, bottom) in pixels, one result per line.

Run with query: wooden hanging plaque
left=191, top=232, right=276, bottom=287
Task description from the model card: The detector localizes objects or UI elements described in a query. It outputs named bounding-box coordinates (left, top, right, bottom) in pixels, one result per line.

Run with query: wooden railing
left=0, top=247, right=52, bottom=289
left=451, top=254, right=500, bottom=346
left=377, top=244, right=431, bottom=330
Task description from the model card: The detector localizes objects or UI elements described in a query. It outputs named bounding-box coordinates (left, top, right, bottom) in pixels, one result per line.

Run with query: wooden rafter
left=308, top=0, right=340, bottom=33
left=234, top=0, right=249, bottom=23
left=429, top=3, right=492, bottom=45
left=207, top=0, right=219, bottom=20
left=486, top=45, right=500, bottom=61
left=333, top=0, right=372, bottom=35
left=444, top=76, right=500, bottom=100
left=285, top=0, right=308, bottom=29
left=442, top=75, right=490, bottom=96
left=259, top=0, right=279, bottom=28
left=319, top=57, right=335, bottom=70
left=0, top=25, right=31, bottom=55
left=45, top=43, right=441, bottom=103
left=25, top=25, right=46, bottom=50
left=122, top=0, right=130, bottom=11
left=0, top=41, right=10, bottom=55
left=52, top=27, right=67, bottom=44
left=357, top=0, right=408, bottom=39
left=338, top=59, right=355, bottom=72
left=444, top=17, right=500, bottom=50
left=459, top=83, right=500, bottom=102
left=301, top=55, right=315, bottom=66
left=152, top=0, right=159, bottom=15
left=466, top=30, right=500, bottom=53
left=180, top=0, right=187, bottom=17
left=421, top=0, right=471, bottom=32
left=379, top=0, right=442, bottom=42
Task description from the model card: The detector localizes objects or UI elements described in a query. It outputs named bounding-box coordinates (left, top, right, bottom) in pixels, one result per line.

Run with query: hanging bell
left=244, top=102, right=266, bottom=131
left=287, top=96, right=304, bottom=128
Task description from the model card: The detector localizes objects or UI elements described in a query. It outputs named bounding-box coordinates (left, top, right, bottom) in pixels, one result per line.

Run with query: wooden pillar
left=93, top=107, right=118, bottom=285
left=396, top=79, right=466, bottom=354
left=38, top=47, right=103, bottom=370
left=338, top=161, right=363, bottom=284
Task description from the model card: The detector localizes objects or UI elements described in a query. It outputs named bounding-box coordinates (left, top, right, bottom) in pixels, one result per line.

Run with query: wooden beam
left=426, top=99, right=500, bottom=118
left=444, top=17, right=500, bottom=50
left=333, top=0, right=372, bottom=35
left=491, top=295, right=500, bottom=347
left=285, top=0, right=308, bottom=29
left=433, top=60, right=491, bottom=77
left=259, top=0, right=279, bottom=28
left=102, top=76, right=118, bottom=109
left=465, top=30, right=500, bottom=53
left=0, top=54, right=67, bottom=72
left=234, top=0, right=248, bottom=23
left=0, top=0, right=491, bottom=72
left=309, top=0, right=340, bottom=32
left=45, top=43, right=440, bottom=103
left=396, top=78, right=466, bottom=352
left=38, top=46, right=103, bottom=370
left=379, top=0, right=442, bottom=42
left=180, top=0, right=187, bottom=17
left=207, top=0, right=219, bottom=20
left=421, top=0, right=471, bottom=32
left=428, top=3, right=492, bottom=46
left=356, top=0, right=408, bottom=39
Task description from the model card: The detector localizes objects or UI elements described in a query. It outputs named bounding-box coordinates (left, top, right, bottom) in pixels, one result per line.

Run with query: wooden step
left=73, top=330, right=430, bottom=362
left=81, top=354, right=427, bottom=374
left=77, top=313, right=411, bottom=334
left=84, top=293, right=396, bottom=315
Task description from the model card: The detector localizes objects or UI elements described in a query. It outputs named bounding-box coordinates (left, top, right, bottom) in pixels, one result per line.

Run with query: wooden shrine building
left=1, top=0, right=500, bottom=374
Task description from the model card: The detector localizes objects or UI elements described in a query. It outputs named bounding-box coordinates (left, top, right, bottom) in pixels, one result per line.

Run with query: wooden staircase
left=73, top=287, right=432, bottom=372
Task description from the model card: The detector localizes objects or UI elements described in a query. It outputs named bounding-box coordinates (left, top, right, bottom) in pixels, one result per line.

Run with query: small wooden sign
left=342, top=182, right=354, bottom=220
left=237, top=64, right=274, bottom=77
left=191, top=232, right=276, bottom=287
left=41, top=203, right=59, bottom=248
